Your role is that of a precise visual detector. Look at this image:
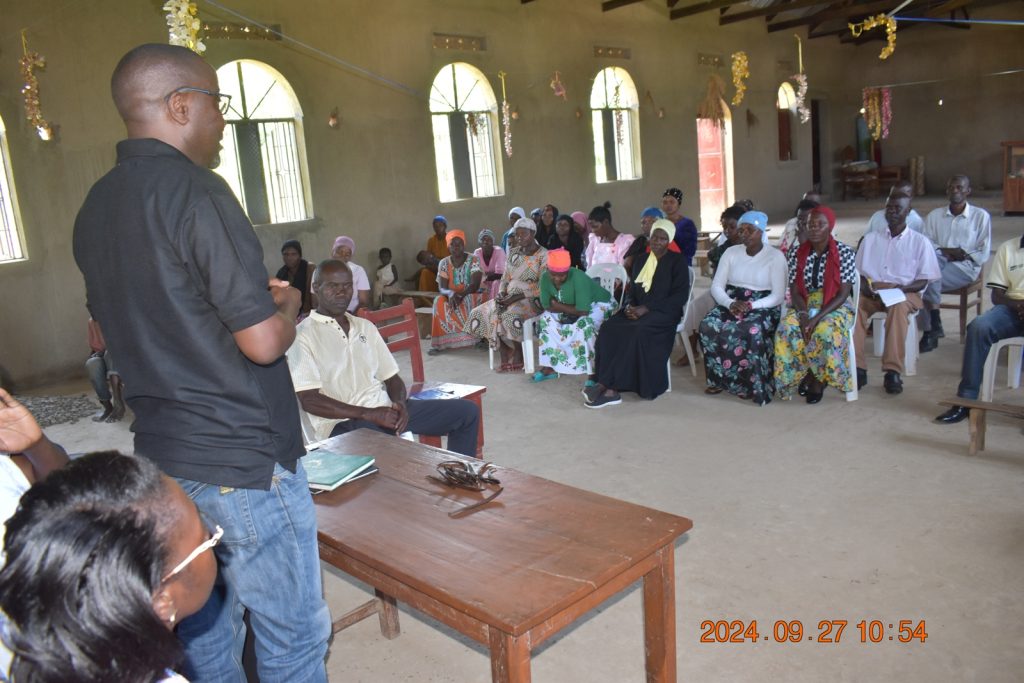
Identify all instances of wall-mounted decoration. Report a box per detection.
[698,74,728,127]
[498,71,512,158]
[862,87,893,140]
[433,33,486,51]
[163,0,205,54]
[550,72,567,100]
[328,107,340,129]
[593,46,631,59]
[790,36,810,124]
[202,21,281,41]
[731,52,749,106]
[19,31,54,141]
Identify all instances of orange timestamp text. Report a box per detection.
[699,619,928,644]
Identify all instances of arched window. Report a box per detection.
[0,114,26,263]
[777,82,797,162]
[590,67,641,183]
[215,60,312,224]
[430,63,503,203]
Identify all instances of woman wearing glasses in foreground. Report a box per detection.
[0,451,220,683]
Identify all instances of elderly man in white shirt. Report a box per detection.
[918,175,992,352]
[854,194,941,394]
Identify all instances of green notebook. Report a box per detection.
[303,450,376,491]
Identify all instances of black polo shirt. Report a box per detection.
[73,138,303,489]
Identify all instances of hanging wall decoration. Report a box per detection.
[19,31,54,141]
[466,112,481,138]
[731,51,749,106]
[498,70,512,158]
[697,74,728,127]
[550,71,567,100]
[849,14,897,60]
[163,0,206,54]
[613,85,624,145]
[791,35,811,124]
[862,87,893,140]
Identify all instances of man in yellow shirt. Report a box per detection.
[935,233,1024,423]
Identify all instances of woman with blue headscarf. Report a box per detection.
[699,211,788,405]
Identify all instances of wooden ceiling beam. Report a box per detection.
[765,0,911,31]
[603,0,645,10]
[719,0,836,26]
[668,0,683,7]
[923,0,973,16]
[671,0,742,20]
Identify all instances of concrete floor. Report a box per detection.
[33,195,1024,682]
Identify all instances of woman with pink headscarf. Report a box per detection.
[331,236,371,312]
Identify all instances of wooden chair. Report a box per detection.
[840,145,879,200]
[939,275,984,341]
[359,298,485,457]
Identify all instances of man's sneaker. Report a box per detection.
[856,368,868,390]
[919,331,938,353]
[584,392,622,409]
[883,371,903,395]
[583,384,603,404]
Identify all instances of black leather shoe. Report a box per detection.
[856,368,868,390]
[798,377,810,396]
[919,332,938,353]
[805,390,824,404]
[883,371,903,394]
[935,405,969,423]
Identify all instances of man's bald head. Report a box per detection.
[111,44,211,124]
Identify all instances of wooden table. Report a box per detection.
[314,430,693,682]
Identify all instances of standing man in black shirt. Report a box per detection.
[73,44,330,682]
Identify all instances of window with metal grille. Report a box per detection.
[430,63,504,203]
[0,115,26,264]
[590,67,641,184]
[215,60,311,225]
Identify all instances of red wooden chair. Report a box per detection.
[358,299,485,457]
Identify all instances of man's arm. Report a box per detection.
[233,280,301,365]
[297,389,399,430]
[991,287,1024,318]
[900,278,930,294]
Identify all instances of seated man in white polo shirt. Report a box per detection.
[935,232,1024,423]
[918,174,992,352]
[286,260,479,455]
[853,194,941,394]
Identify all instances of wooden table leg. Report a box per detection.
[489,627,531,683]
[642,545,677,683]
[968,408,986,456]
[375,589,401,639]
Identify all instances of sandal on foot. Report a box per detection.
[532,371,558,382]
[704,386,724,395]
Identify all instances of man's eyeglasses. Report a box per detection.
[161,521,224,583]
[165,86,232,115]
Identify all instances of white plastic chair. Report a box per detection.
[667,267,698,392]
[522,263,627,375]
[980,336,1024,402]
[868,303,919,376]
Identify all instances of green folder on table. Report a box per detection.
[303,450,376,491]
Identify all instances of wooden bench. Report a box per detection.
[938,398,1024,456]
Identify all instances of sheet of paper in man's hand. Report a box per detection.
[878,288,907,308]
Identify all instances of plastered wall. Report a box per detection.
[0,0,1019,387]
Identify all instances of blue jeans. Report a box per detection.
[957,304,1024,399]
[174,462,331,683]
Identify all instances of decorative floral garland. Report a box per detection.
[466,112,480,138]
[731,51,749,106]
[849,14,897,60]
[862,87,893,140]
[613,84,624,146]
[163,0,206,54]
[19,31,54,141]
[791,73,810,124]
[550,71,567,101]
[498,71,512,158]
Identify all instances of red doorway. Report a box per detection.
[696,105,734,231]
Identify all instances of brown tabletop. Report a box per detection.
[313,430,693,682]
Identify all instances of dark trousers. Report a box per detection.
[957,304,1024,399]
[329,398,480,457]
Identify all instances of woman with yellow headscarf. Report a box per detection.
[429,230,483,353]
[584,219,690,407]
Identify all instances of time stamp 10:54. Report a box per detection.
[700,619,928,644]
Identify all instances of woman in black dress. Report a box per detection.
[584,219,690,407]
[546,214,585,270]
